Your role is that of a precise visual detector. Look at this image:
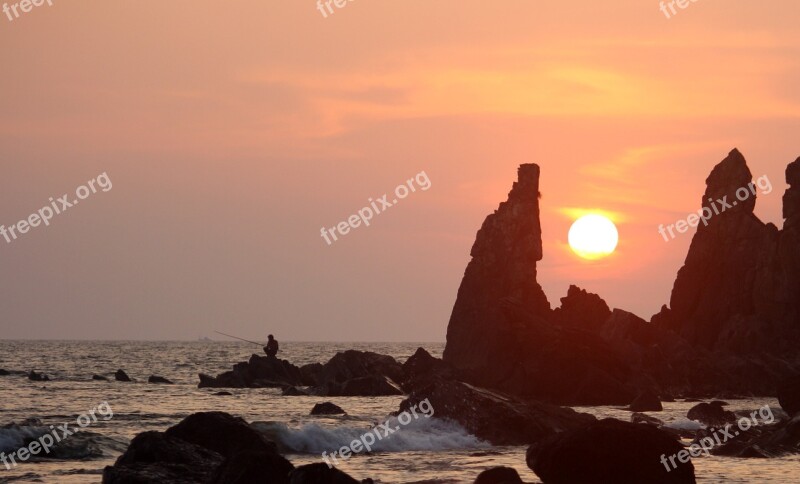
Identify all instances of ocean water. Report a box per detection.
[0,341,798,483]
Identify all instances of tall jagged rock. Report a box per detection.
[659,149,800,357]
[443,164,550,370]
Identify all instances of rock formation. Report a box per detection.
[444,164,550,372]
[443,151,800,403]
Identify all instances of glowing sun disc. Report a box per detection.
[568,214,618,260]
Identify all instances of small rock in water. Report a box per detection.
[631,412,663,427]
[687,402,736,427]
[28,370,50,381]
[628,390,663,412]
[0,369,10,376]
[115,369,132,382]
[213,391,233,396]
[310,402,346,415]
[93,374,109,381]
[148,375,174,384]
[474,466,524,483]
[282,386,308,396]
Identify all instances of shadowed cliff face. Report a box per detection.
[443,164,550,370]
[663,150,800,354]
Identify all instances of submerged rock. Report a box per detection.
[92,374,109,381]
[115,369,132,382]
[28,370,50,381]
[148,375,174,384]
[0,369,9,376]
[310,402,346,415]
[526,418,695,484]
[474,466,524,484]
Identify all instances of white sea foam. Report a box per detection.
[253,415,489,454]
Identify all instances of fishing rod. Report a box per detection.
[214,331,263,347]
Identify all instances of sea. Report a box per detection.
[0,341,798,483]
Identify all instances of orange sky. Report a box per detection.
[1,1,799,340]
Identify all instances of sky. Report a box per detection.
[1,1,799,341]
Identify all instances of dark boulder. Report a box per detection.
[93,374,109,381]
[400,347,455,393]
[0,369,9,376]
[629,390,663,412]
[28,370,50,381]
[213,391,233,396]
[687,402,736,427]
[165,412,278,458]
[103,431,224,484]
[115,369,132,382]
[474,466,524,483]
[310,402,346,415]
[399,378,595,446]
[340,375,403,396]
[282,386,309,396]
[526,418,695,483]
[552,285,611,330]
[198,356,306,389]
[148,375,174,384]
[103,412,294,484]
[315,350,403,386]
[778,375,800,416]
[289,463,366,483]
[211,449,294,484]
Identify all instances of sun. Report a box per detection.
[568,214,619,260]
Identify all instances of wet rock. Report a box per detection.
[282,386,308,396]
[474,466,524,483]
[0,369,9,376]
[115,369,132,382]
[148,375,174,384]
[310,402,346,415]
[198,356,305,389]
[687,402,736,427]
[527,418,695,483]
[104,411,294,484]
[400,347,454,392]
[778,375,800,416]
[28,370,50,381]
[93,374,109,381]
[629,390,663,412]
[631,413,664,427]
[399,378,595,446]
[314,350,403,386]
[288,463,367,483]
[103,431,224,484]
[213,391,233,396]
[714,414,800,458]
